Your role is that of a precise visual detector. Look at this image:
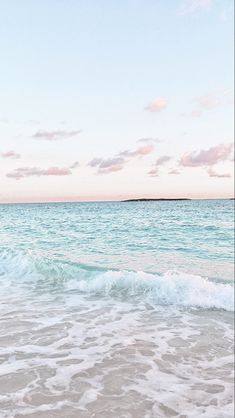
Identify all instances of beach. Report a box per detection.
[0,200,234,418]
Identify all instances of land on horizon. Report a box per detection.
[122,198,191,202]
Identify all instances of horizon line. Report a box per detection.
[0,197,234,205]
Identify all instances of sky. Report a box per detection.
[0,0,234,203]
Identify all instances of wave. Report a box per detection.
[65,270,234,311]
[0,249,234,311]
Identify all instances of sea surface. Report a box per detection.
[0,200,234,418]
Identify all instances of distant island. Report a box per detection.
[122,198,191,202]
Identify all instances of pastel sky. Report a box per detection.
[0,0,234,202]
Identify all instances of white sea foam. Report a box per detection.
[0,288,233,418]
[0,249,234,311]
[66,269,234,311]
[0,250,234,417]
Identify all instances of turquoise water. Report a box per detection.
[0,200,234,305]
[0,200,234,417]
[0,199,234,271]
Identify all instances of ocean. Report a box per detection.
[0,200,234,418]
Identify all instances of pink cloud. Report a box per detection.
[32,130,81,141]
[179,143,233,167]
[190,90,233,118]
[195,94,220,110]
[98,164,123,175]
[88,144,154,175]
[88,157,126,175]
[44,167,71,176]
[7,166,72,180]
[1,150,21,159]
[136,144,155,156]
[98,157,125,174]
[207,167,231,178]
[145,98,167,112]
[119,144,154,158]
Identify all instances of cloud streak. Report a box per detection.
[32,130,81,141]
[179,143,233,167]
[88,157,126,175]
[148,155,171,177]
[88,158,103,167]
[1,150,21,159]
[155,156,171,166]
[169,169,181,175]
[119,144,154,158]
[98,164,124,175]
[7,166,73,180]
[88,144,155,175]
[207,167,231,178]
[148,168,159,177]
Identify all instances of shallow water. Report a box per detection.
[0,200,234,417]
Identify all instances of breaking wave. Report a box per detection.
[0,249,234,311]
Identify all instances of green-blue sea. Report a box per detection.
[0,200,234,418]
